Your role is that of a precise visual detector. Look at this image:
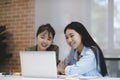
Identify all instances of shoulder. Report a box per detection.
[24,45,37,51]
[83,46,95,56]
[47,44,59,51]
[52,44,59,48]
[50,44,59,49]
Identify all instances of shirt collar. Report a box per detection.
[74,46,86,60]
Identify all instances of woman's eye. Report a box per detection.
[40,36,44,39]
[65,36,68,39]
[70,35,74,38]
[48,38,51,41]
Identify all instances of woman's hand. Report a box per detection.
[57,61,65,75]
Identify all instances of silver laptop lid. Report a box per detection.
[19,51,57,78]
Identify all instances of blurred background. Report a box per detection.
[0,0,120,77]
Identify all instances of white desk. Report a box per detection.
[0,76,120,80]
[0,76,62,80]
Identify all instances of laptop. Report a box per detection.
[19,51,57,78]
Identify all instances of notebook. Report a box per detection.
[19,51,57,78]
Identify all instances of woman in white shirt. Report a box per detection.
[57,21,108,77]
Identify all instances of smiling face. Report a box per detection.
[36,30,53,51]
[65,29,83,50]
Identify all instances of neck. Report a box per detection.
[37,46,45,51]
[76,43,84,55]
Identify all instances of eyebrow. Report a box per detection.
[41,34,52,38]
[40,34,45,37]
[65,33,74,37]
[69,33,74,35]
[67,33,74,36]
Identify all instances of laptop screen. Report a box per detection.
[19,51,57,78]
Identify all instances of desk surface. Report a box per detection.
[0,76,120,80]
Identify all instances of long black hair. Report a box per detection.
[64,21,108,76]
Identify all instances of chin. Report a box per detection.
[71,46,77,49]
[40,48,47,51]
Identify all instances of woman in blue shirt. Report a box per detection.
[57,22,108,77]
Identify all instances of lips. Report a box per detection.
[41,43,48,48]
[69,42,75,47]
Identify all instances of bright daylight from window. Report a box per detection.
[91,0,108,49]
[91,0,120,52]
[114,0,120,49]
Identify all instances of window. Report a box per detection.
[114,0,120,49]
[91,0,108,49]
[91,0,120,55]
[91,0,120,77]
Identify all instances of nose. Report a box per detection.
[67,37,72,42]
[43,39,48,43]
